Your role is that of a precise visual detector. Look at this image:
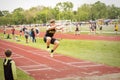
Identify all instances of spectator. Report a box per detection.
[35,27,40,36]
[75,23,80,35]
[11,26,15,39]
[19,26,23,36]
[31,28,36,43]
[3,49,17,80]
[99,25,103,34]
[114,23,118,35]
[24,28,29,43]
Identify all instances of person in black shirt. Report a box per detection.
[3,49,17,80]
[75,23,80,35]
[44,19,62,57]
[31,28,36,43]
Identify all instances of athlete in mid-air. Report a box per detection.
[44,19,63,57]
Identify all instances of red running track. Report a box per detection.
[0,40,120,80]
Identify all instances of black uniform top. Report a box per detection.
[45,28,56,37]
[31,30,35,37]
[3,58,14,80]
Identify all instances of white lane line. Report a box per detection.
[0,46,5,50]
[18,65,53,72]
[30,50,45,52]
[18,67,30,74]
[82,71,100,75]
[68,61,91,64]
[12,56,23,59]
[25,67,52,71]
[19,65,47,68]
[73,64,103,68]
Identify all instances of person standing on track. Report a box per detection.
[11,26,15,40]
[3,26,6,38]
[19,26,23,37]
[114,23,118,35]
[24,28,29,43]
[3,49,17,80]
[75,23,80,35]
[31,28,36,43]
[44,19,63,57]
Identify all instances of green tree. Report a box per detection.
[12,8,26,24]
[77,4,91,21]
[55,1,73,20]
[0,11,4,17]
[2,10,10,16]
[91,1,107,20]
[0,10,14,25]
[107,5,120,19]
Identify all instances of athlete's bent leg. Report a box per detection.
[50,40,59,57]
[52,40,59,52]
[46,37,51,48]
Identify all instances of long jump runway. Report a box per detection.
[0,40,120,80]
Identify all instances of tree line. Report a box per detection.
[0,1,120,25]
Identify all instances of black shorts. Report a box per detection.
[75,29,79,31]
[20,30,22,33]
[4,31,6,34]
[36,30,39,34]
[115,29,118,31]
[44,36,57,44]
[12,32,15,35]
[100,27,102,30]
[94,26,96,29]
[25,35,28,39]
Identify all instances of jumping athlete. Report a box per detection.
[44,19,63,57]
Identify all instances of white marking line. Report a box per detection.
[24,51,63,57]
[68,61,91,64]
[82,71,100,75]
[19,65,47,68]
[12,56,23,59]
[25,67,52,71]
[32,52,48,54]
[18,65,54,72]
[75,64,103,68]
[0,46,5,50]
[31,50,45,52]
[18,67,29,74]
